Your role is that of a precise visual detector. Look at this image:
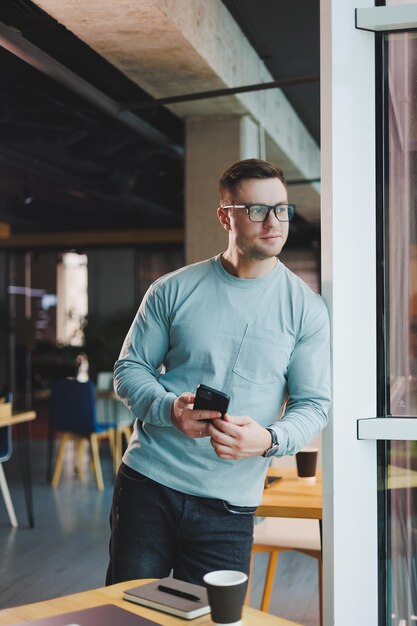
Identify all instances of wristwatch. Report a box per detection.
[261,427,279,457]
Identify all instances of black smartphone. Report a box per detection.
[193,384,230,417]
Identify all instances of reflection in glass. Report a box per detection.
[385,31,417,626]
[387,444,417,625]
[387,32,417,417]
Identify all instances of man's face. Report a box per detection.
[225,177,289,261]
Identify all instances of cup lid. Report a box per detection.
[203,570,248,586]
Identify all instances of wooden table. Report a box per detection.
[386,464,417,490]
[0,411,36,429]
[0,411,36,528]
[0,579,302,626]
[257,467,322,520]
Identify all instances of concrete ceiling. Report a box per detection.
[0,0,320,248]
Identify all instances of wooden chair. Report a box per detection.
[50,379,115,491]
[0,425,18,527]
[246,517,322,624]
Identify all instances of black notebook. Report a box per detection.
[11,604,159,626]
[123,577,210,620]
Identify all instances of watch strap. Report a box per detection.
[262,427,279,457]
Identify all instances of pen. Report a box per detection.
[157,584,200,602]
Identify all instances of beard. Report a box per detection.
[235,234,286,261]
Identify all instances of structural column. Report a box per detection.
[185,115,259,264]
[321,0,377,623]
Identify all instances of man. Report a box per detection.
[106,158,330,586]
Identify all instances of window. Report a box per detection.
[56,253,88,347]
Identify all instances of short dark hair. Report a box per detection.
[219,158,287,204]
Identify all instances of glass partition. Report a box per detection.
[383,29,417,626]
[387,32,417,417]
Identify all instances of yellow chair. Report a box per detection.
[50,379,115,491]
[247,517,322,624]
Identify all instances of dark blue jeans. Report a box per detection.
[105,463,256,586]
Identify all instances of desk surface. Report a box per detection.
[0,411,36,428]
[0,580,302,626]
[257,467,322,520]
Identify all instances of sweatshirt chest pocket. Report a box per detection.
[233,324,294,385]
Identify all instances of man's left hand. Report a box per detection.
[208,414,272,459]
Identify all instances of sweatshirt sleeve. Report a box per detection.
[272,296,331,456]
[113,283,176,427]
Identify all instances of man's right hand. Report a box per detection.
[171,393,222,438]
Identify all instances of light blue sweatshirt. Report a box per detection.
[115,255,330,506]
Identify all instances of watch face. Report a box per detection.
[265,444,280,457]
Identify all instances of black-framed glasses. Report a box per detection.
[221,203,295,223]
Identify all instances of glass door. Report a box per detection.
[354,5,417,624]
[379,27,417,626]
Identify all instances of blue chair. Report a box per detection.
[0,425,18,527]
[50,379,115,490]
